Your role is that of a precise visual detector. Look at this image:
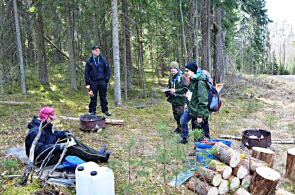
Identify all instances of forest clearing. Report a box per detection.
[1,0,295,194]
[0,71,295,194]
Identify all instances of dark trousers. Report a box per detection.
[172,105,184,128]
[89,80,108,113]
[46,140,103,166]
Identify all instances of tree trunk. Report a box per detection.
[208,159,232,179]
[201,0,211,71]
[213,0,222,85]
[251,147,275,168]
[285,148,295,181]
[122,0,133,90]
[111,0,122,106]
[193,0,199,64]
[195,166,222,187]
[240,157,269,174]
[64,0,77,90]
[33,0,49,85]
[13,0,26,95]
[249,167,280,195]
[212,142,241,168]
[228,175,240,191]
[0,72,4,100]
[232,162,250,179]
[187,178,219,195]
[179,0,187,65]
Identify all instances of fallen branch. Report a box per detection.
[0,101,30,105]
[59,115,124,125]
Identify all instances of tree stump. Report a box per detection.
[187,178,219,195]
[249,167,280,195]
[240,157,268,174]
[195,166,222,186]
[241,175,252,188]
[218,179,229,195]
[208,159,232,179]
[228,175,240,191]
[232,162,250,179]
[285,148,295,181]
[234,188,251,195]
[212,142,241,168]
[252,147,275,168]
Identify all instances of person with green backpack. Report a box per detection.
[180,62,210,144]
[166,61,188,134]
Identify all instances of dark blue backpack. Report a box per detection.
[195,75,222,112]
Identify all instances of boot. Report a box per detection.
[181,137,188,144]
[97,144,107,155]
[98,151,111,163]
[172,127,181,134]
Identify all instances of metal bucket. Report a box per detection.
[242,129,271,148]
[79,115,105,131]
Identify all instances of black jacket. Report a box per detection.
[85,54,111,86]
[25,117,67,161]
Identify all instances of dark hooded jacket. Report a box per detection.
[167,70,188,106]
[84,54,111,86]
[25,117,67,161]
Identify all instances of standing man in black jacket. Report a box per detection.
[85,45,111,116]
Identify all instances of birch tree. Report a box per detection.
[111,0,122,106]
[13,0,26,95]
[179,0,188,65]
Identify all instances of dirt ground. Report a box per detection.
[224,74,295,192]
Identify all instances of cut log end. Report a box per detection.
[212,174,222,187]
[218,180,229,195]
[230,152,241,168]
[223,166,232,179]
[256,166,280,181]
[208,187,219,195]
[234,188,251,195]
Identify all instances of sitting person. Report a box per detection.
[25,107,111,166]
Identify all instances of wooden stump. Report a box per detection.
[234,188,251,195]
[218,179,229,195]
[208,159,232,179]
[232,162,250,179]
[241,175,252,188]
[249,166,281,195]
[187,178,219,195]
[212,142,241,168]
[195,167,222,186]
[252,147,275,168]
[285,148,295,181]
[240,157,269,174]
[228,175,240,191]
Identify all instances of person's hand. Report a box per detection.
[86,85,90,89]
[184,104,188,109]
[197,118,203,123]
[65,132,76,139]
[59,143,66,150]
[170,89,176,95]
[68,137,77,147]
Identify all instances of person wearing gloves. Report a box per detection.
[180,62,210,144]
[25,107,111,166]
[166,61,188,134]
[85,45,111,116]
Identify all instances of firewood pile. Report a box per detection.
[187,142,295,195]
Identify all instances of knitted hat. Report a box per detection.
[39,107,58,122]
[170,61,179,69]
[185,62,198,73]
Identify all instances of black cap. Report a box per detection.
[92,45,101,50]
[185,62,198,73]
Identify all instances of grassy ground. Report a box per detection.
[0,63,295,194]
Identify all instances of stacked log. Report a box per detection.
[240,156,269,174]
[208,160,232,179]
[211,142,241,168]
[195,167,222,187]
[187,178,219,195]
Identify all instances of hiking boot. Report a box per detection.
[97,144,107,155]
[103,111,112,116]
[99,151,111,163]
[203,136,210,141]
[89,112,96,115]
[181,137,188,144]
[172,128,181,134]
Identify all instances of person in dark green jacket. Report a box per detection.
[180,62,210,144]
[167,61,188,134]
